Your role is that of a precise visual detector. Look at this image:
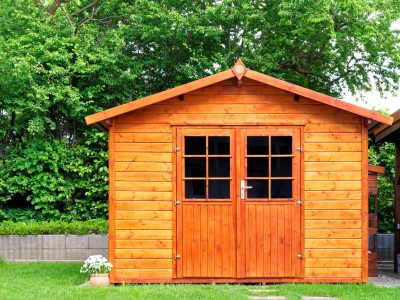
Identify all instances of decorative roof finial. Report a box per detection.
[232,57,247,80]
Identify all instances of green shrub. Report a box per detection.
[0,220,108,235]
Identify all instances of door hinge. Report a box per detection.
[175,200,181,206]
[296,146,302,152]
[297,254,303,259]
[297,200,303,206]
[175,254,181,260]
[174,146,180,152]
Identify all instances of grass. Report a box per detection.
[1,261,400,300]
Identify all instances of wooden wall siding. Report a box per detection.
[111,78,364,282]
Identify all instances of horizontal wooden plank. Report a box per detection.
[115,191,172,201]
[115,240,172,249]
[304,200,361,210]
[304,162,361,172]
[305,239,362,249]
[114,259,173,269]
[115,172,172,182]
[115,249,172,259]
[304,172,361,181]
[115,220,172,230]
[305,229,362,239]
[304,143,361,152]
[304,133,361,143]
[115,152,172,163]
[115,143,172,152]
[115,123,171,133]
[115,201,172,211]
[305,181,362,191]
[115,133,172,143]
[116,230,172,240]
[305,210,361,220]
[305,220,362,229]
[305,249,362,258]
[115,163,172,172]
[304,123,361,133]
[304,152,361,162]
[305,268,361,278]
[305,191,362,200]
[116,268,173,278]
[115,181,172,192]
[115,210,172,220]
[185,85,292,95]
[305,258,362,268]
[116,113,361,125]
[212,77,265,86]
[142,103,341,115]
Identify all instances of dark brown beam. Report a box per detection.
[375,120,400,143]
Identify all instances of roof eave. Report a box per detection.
[85,60,393,126]
[85,69,236,125]
[244,70,393,125]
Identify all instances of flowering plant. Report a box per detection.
[80,255,112,274]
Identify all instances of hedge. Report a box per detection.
[0,220,108,235]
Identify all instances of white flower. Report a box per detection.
[80,255,113,274]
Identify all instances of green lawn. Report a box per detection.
[1,261,400,300]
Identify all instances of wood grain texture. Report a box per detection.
[108,78,366,282]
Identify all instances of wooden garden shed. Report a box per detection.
[85,59,393,283]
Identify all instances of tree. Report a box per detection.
[0,0,399,221]
[369,140,396,232]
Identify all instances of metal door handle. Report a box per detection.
[240,180,253,200]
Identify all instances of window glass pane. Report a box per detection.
[271,158,292,177]
[271,136,292,155]
[209,158,230,177]
[209,136,230,155]
[247,136,269,155]
[209,180,230,199]
[247,158,268,177]
[185,136,206,155]
[271,180,292,198]
[185,180,206,199]
[185,158,206,177]
[247,180,268,199]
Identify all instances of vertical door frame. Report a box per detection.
[173,125,304,279]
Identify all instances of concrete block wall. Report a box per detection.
[0,234,108,262]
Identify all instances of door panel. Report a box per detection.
[176,128,236,278]
[239,128,302,278]
[181,203,235,277]
[244,203,301,277]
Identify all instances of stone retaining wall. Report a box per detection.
[0,234,108,261]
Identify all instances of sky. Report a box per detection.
[339,19,400,115]
[343,88,400,114]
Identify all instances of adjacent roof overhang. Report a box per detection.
[372,109,400,142]
[85,58,393,127]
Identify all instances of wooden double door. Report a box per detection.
[175,127,302,279]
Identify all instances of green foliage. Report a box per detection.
[0,220,107,235]
[369,140,396,233]
[0,0,399,221]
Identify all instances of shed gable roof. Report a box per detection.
[85,59,393,126]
